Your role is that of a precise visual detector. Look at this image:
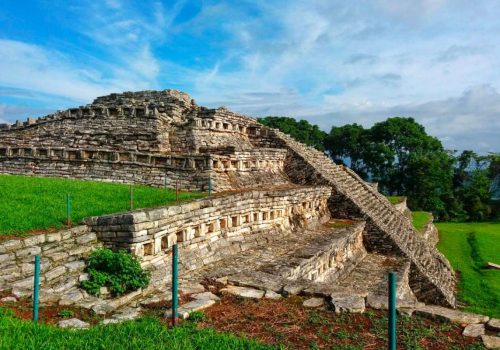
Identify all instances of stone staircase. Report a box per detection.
[267,128,456,307]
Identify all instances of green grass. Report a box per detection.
[386,196,404,205]
[0,310,273,350]
[411,211,432,231]
[436,222,500,318]
[0,175,204,235]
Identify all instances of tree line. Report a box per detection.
[259,116,499,221]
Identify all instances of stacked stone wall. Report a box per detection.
[86,186,331,269]
[0,226,99,301]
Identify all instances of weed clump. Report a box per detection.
[81,248,150,297]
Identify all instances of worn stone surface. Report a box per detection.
[415,305,489,324]
[165,299,216,319]
[59,290,84,306]
[0,296,17,303]
[191,292,220,301]
[264,290,282,300]
[481,335,500,349]
[462,323,485,337]
[303,297,324,308]
[58,318,90,329]
[330,293,365,313]
[221,286,264,299]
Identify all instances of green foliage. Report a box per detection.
[258,116,327,151]
[325,118,497,220]
[57,309,74,318]
[81,248,150,297]
[411,211,432,231]
[188,311,206,323]
[0,175,204,235]
[0,315,272,350]
[437,222,500,318]
[386,196,404,205]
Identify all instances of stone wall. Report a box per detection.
[0,146,289,192]
[0,226,99,302]
[86,186,331,266]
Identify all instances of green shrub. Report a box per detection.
[81,248,150,297]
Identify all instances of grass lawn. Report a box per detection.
[411,211,432,231]
[386,196,404,205]
[0,309,271,350]
[0,175,204,236]
[436,222,500,318]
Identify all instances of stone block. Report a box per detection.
[303,297,324,308]
[462,323,485,337]
[15,246,41,259]
[76,232,97,244]
[58,318,90,329]
[415,305,489,324]
[486,318,500,332]
[1,240,23,252]
[330,293,365,313]
[44,266,67,281]
[481,335,500,349]
[220,285,264,299]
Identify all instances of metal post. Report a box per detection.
[175,180,179,202]
[208,176,212,197]
[33,255,40,322]
[388,271,396,350]
[172,244,178,326]
[129,185,133,210]
[66,193,71,226]
[164,175,167,191]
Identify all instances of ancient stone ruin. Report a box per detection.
[0,89,456,317]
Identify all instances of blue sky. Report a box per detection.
[0,0,499,153]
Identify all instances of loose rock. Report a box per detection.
[462,323,485,337]
[330,293,365,313]
[303,297,324,308]
[481,335,500,349]
[58,318,90,329]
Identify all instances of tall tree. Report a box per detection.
[258,116,327,151]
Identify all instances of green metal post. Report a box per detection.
[172,244,178,326]
[208,176,212,197]
[175,180,179,202]
[388,271,396,350]
[33,255,40,322]
[66,193,71,226]
[129,185,133,210]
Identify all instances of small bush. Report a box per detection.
[81,248,150,297]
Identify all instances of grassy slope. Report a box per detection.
[0,311,272,350]
[411,211,432,231]
[386,196,404,205]
[436,222,500,318]
[0,175,204,235]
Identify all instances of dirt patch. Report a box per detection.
[196,295,485,350]
[0,296,99,325]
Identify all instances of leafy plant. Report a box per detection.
[81,248,150,297]
[57,309,74,318]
